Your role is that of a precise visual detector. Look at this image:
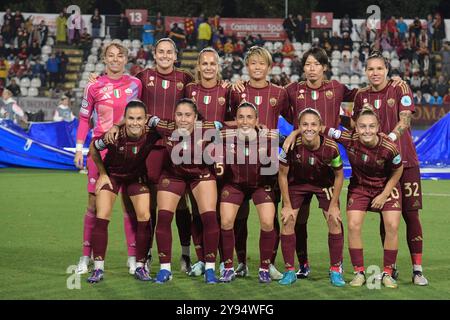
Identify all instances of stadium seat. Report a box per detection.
[423,93,431,103]
[28,87,38,97]
[87,55,98,64]
[290,74,300,82]
[293,42,302,51]
[102,39,112,47]
[41,54,49,63]
[79,80,88,89]
[282,58,292,67]
[391,58,400,69]
[295,50,303,58]
[20,77,31,88]
[90,47,99,55]
[46,37,54,46]
[84,63,95,72]
[274,41,283,51]
[241,74,250,82]
[353,42,360,51]
[331,67,340,76]
[352,50,360,58]
[331,50,341,60]
[360,75,368,85]
[340,74,350,85]
[122,39,132,48]
[42,45,52,55]
[390,51,398,60]
[241,67,248,75]
[145,62,154,69]
[282,66,292,75]
[81,71,90,80]
[231,74,240,83]
[20,87,28,96]
[350,84,360,90]
[382,51,391,59]
[341,50,351,59]
[331,59,340,68]
[302,43,311,51]
[92,39,102,49]
[330,75,340,81]
[30,78,41,88]
[132,39,141,49]
[264,42,274,52]
[95,63,105,73]
[271,66,282,75]
[350,75,360,85]
[112,39,122,44]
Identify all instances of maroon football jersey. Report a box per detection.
[229,82,291,129]
[219,129,279,188]
[94,126,160,181]
[184,82,230,122]
[155,119,218,178]
[136,68,193,120]
[285,79,356,128]
[331,130,403,193]
[352,81,418,168]
[279,135,343,188]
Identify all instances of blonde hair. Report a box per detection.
[195,47,222,83]
[244,46,273,68]
[101,43,129,61]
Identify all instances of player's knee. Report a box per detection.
[347,220,362,234]
[260,220,273,232]
[221,216,234,230]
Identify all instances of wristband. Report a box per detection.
[388,132,397,141]
[76,143,83,152]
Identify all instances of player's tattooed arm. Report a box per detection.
[391,110,412,140]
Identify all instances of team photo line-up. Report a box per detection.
[73,37,428,288]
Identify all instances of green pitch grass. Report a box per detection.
[0,168,449,300]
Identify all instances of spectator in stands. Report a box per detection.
[221,64,234,80]
[67,10,81,45]
[416,41,430,73]
[414,90,427,104]
[80,28,92,61]
[197,18,212,50]
[254,34,265,47]
[224,38,234,55]
[0,89,25,124]
[13,11,25,37]
[212,14,221,32]
[169,23,186,50]
[397,17,408,41]
[0,56,9,84]
[283,14,297,42]
[429,90,443,105]
[340,14,353,35]
[339,55,351,75]
[31,58,46,86]
[29,41,41,61]
[341,32,353,51]
[6,79,20,97]
[432,13,446,51]
[442,42,450,77]
[420,76,432,94]
[195,13,205,35]
[282,39,295,57]
[3,9,13,29]
[1,21,13,45]
[426,14,434,50]
[142,21,155,47]
[57,51,69,83]
[291,54,302,76]
[380,32,393,52]
[90,8,102,39]
[295,14,308,43]
[436,75,448,98]
[117,13,130,40]
[330,31,342,51]
[56,11,67,44]
[350,55,363,76]
[319,31,332,55]
[36,20,48,47]
[53,95,75,122]
[233,40,245,56]
[231,53,244,75]
[443,88,450,104]
[46,53,59,89]
[409,17,422,39]
[154,18,164,42]
[184,15,195,49]
[386,16,397,39]
[410,72,422,91]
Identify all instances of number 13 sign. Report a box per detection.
[311,12,333,29]
[126,9,148,26]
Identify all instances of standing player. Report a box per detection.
[184,47,233,276]
[74,43,142,275]
[278,109,345,286]
[352,51,428,285]
[325,108,404,288]
[229,46,290,280]
[151,98,221,284]
[219,102,279,283]
[87,101,160,283]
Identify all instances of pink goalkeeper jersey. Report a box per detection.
[76,74,142,141]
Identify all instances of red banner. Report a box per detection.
[165,16,287,40]
[311,12,333,29]
[125,9,148,26]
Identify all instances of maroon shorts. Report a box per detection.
[157,173,216,197]
[220,184,275,206]
[288,184,333,211]
[86,149,107,194]
[101,175,150,196]
[145,147,168,185]
[400,166,423,211]
[347,187,402,213]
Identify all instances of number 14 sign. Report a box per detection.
[311,12,333,29]
[126,9,148,25]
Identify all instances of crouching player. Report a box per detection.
[326,108,404,288]
[218,102,279,284]
[87,101,160,283]
[278,108,345,286]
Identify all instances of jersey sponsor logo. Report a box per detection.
[177,82,184,90]
[298,93,305,99]
[150,76,155,81]
[81,99,88,108]
[125,88,133,95]
[101,93,111,100]
[325,90,334,99]
[192,91,197,96]
[162,80,170,89]
[374,99,381,109]
[255,96,262,105]
[311,90,318,100]
[147,81,155,87]
[218,96,226,106]
[401,95,412,107]
[113,89,121,98]
[299,89,305,93]
[387,98,396,107]
[203,95,211,105]
[119,146,125,152]
[392,154,402,165]
[270,97,277,106]
[80,108,89,116]
[361,154,369,162]
[241,93,246,99]
[89,178,96,185]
